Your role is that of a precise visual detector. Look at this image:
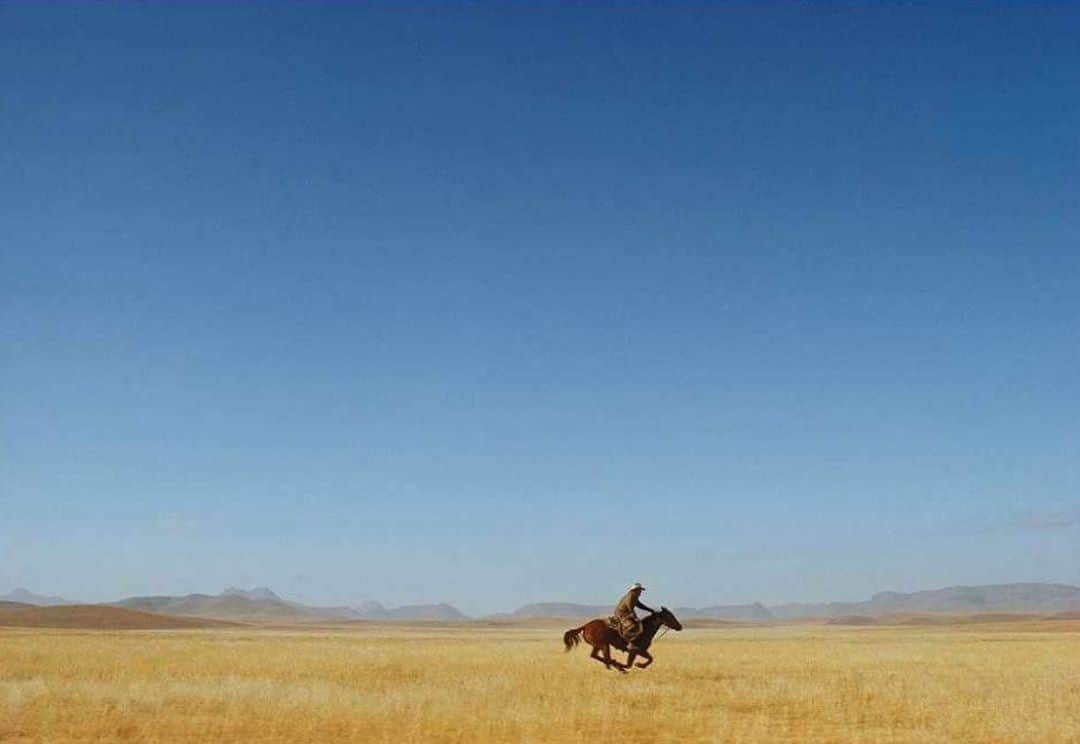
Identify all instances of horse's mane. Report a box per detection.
[642,609,666,633]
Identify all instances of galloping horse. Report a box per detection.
[563,607,683,671]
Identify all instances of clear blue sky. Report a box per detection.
[2,2,1078,615]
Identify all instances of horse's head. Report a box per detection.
[658,606,683,631]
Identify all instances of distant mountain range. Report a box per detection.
[347,600,468,621]
[494,584,1080,620]
[770,583,1080,619]
[509,602,772,620]
[0,588,74,606]
[682,603,774,620]
[5,583,1080,622]
[0,602,236,630]
[110,589,467,622]
[508,603,610,619]
[222,586,282,602]
[111,591,329,621]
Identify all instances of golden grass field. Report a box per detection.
[2,622,1079,743]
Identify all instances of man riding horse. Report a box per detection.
[613,582,655,650]
[563,582,683,671]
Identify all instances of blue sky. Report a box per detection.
[2,2,1078,615]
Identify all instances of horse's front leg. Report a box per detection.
[634,650,654,668]
[624,650,638,669]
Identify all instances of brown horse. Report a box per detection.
[563,607,683,671]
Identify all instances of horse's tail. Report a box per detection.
[563,625,584,652]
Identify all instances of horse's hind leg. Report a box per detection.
[589,645,607,666]
[603,643,626,672]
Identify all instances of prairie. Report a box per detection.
[1,622,1078,742]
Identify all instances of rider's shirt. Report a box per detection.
[614,590,645,620]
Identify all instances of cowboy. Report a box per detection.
[613,582,655,650]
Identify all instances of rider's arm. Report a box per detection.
[636,600,656,613]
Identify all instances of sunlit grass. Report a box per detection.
[1,623,1078,742]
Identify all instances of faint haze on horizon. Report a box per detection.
[2,2,1078,616]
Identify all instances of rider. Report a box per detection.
[614,582,655,650]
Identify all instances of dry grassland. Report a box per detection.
[1,623,1078,743]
